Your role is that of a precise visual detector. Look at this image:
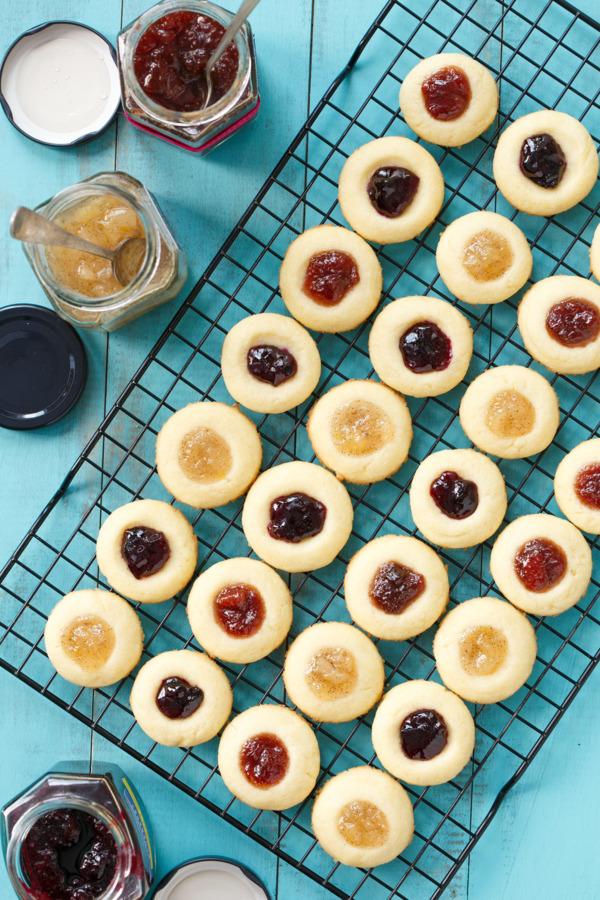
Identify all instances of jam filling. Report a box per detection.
[133,11,239,112]
[367,166,420,218]
[121,525,170,579]
[459,625,507,675]
[400,708,448,760]
[369,561,426,615]
[268,492,326,543]
[400,320,452,373]
[462,230,514,282]
[60,616,115,673]
[303,250,360,306]
[514,538,567,593]
[247,345,298,386]
[155,676,204,719]
[486,390,535,439]
[305,647,358,700]
[240,732,289,787]
[545,299,600,347]
[338,801,389,849]
[214,583,265,637]
[574,463,600,509]
[179,427,232,483]
[330,400,392,457]
[421,66,472,121]
[21,808,117,900]
[520,133,566,189]
[430,471,478,519]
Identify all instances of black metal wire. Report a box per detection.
[2,0,600,896]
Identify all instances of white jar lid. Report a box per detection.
[153,857,271,900]
[0,20,120,146]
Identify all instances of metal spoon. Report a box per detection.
[202,0,263,109]
[10,206,147,287]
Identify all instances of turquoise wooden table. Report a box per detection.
[2,1,600,897]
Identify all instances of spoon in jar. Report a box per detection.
[202,0,263,109]
[10,206,147,287]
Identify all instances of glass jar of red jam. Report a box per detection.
[1,761,154,900]
[117,0,260,154]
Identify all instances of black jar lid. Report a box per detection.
[0,304,87,430]
[153,856,271,900]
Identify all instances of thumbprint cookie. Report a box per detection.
[399,53,499,147]
[45,589,143,688]
[369,296,473,397]
[221,313,321,413]
[130,649,232,747]
[96,499,197,604]
[218,704,320,810]
[493,110,598,216]
[344,534,449,641]
[490,513,592,616]
[554,438,600,534]
[307,379,412,484]
[311,766,414,868]
[372,679,475,786]
[241,461,354,572]
[459,365,560,459]
[410,448,507,549]
[433,596,537,704]
[156,401,262,508]
[279,225,383,333]
[436,211,532,305]
[282,621,384,723]
[338,136,444,244]
[187,557,293,664]
[518,275,600,375]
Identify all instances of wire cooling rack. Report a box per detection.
[3,0,600,896]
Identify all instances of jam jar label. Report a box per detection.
[120,777,154,881]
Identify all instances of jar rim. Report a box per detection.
[120,0,252,128]
[27,180,158,309]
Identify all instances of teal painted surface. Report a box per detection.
[0,1,599,898]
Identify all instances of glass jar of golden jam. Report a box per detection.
[21,172,187,331]
[117,0,260,154]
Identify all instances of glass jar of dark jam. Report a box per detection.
[1,762,154,900]
[117,0,260,154]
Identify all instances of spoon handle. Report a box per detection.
[205,0,263,81]
[10,207,116,261]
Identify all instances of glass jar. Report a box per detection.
[1,761,154,900]
[22,172,187,331]
[117,0,260,154]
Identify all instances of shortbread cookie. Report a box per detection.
[241,461,354,572]
[156,402,262,508]
[96,499,197,604]
[344,534,449,641]
[282,621,384,723]
[45,589,143,688]
[369,296,473,397]
[554,438,600,533]
[433,596,537,704]
[279,225,383,333]
[518,276,600,375]
[410,448,507,549]
[311,766,414,868]
[338,136,445,244]
[307,379,412,484]
[590,221,600,283]
[187,557,293,664]
[399,53,499,147]
[221,313,321,413]
[130,649,232,747]
[372,680,475,786]
[490,514,592,616]
[493,110,598,216]
[436,211,532,305]
[218,704,320,810]
[459,365,559,459]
